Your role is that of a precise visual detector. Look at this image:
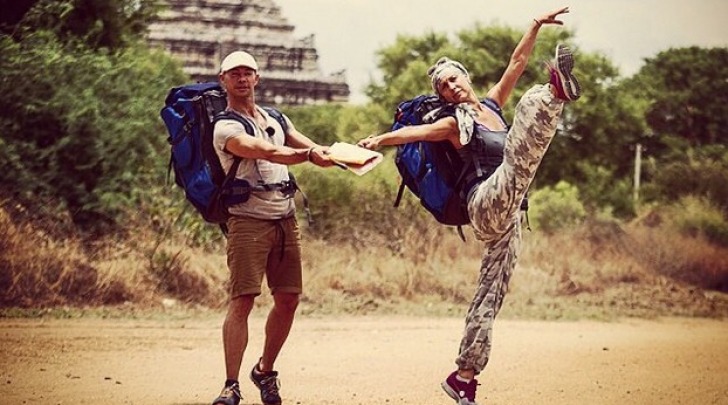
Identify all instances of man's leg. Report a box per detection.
[259,292,300,372]
[250,292,299,405]
[213,294,255,405]
[223,295,256,380]
[250,217,303,405]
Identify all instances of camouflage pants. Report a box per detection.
[456,84,564,373]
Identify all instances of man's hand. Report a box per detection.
[308,146,336,167]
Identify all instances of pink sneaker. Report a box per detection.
[548,44,581,101]
[442,370,479,405]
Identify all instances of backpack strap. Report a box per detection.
[455,98,510,196]
[212,110,250,182]
[215,108,289,140]
[259,107,313,223]
[456,225,466,242]
[213,110,255,135]
[214,109,312,225]
[261,106,289,135]
[481,98,509,129]
[394,181,406,208]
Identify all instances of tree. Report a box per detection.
[617,47,728,212]
[366,31,451,110]
[5,0,161,50]
[627,47,728,149]
[0,30,187,233]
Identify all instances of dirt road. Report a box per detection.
[1,315,727,405]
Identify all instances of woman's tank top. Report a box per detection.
[456,100,509,199]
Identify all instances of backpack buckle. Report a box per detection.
[279,179,298,198]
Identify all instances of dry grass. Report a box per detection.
[0,207,130,307]
[511,219,728,319]
[627,223,728,291]
[298,239,479,315]
[2,206,727,320]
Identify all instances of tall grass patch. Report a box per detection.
[0,206,131,307]
[630,199,728,292]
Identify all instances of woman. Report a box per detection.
[357,7,581,405]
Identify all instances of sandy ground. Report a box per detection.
[1,315,727,405]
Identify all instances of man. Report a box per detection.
[211,50,334,405]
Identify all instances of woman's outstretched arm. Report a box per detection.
[486,6,570,107]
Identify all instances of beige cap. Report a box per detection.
[220,51,258,73]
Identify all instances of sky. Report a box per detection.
[274,0,728,104]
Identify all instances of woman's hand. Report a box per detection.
[535,6,569,27]
[357,135,381,150]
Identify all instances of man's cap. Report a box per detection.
[220,51,259,73]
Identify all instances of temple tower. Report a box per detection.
[147,0,350,105]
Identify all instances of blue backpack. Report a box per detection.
[392,95,468,226]
[160,82,293,226]
[392,94,516,228]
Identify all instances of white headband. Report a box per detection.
[427,57,470,95]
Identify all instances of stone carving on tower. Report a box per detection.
[147,0,350,105]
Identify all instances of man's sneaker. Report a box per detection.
[250,362,282,405]
[212,381,241,405]
[548,44,581,102]
[441,370,479,405]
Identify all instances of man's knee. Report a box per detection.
[273,293,299,314]
[228,295,255,320]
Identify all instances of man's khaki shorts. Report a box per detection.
[226,216,302,297]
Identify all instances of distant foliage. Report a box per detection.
[529,181,586,233]
[630,47,728,148]
[4,0,161,49]
[625,47,728,213]
[646,146,728,216]
[282,103,388,146]
[668,196,728,247]
[0,30,187,232]
[575,162,635,218]
[282,104,345,147]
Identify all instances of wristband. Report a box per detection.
[306,147,315,162]
[533,18,543,27]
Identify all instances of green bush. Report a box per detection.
[529,181,587,233]
[0,31,187,232]
[575,162,635,218]
[649,146,728,216]
[669,196,728,247]
[291,154,400,234]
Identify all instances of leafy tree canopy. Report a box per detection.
[1,0,161,50]
[625,47,728,149]
[0,3,186,234]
